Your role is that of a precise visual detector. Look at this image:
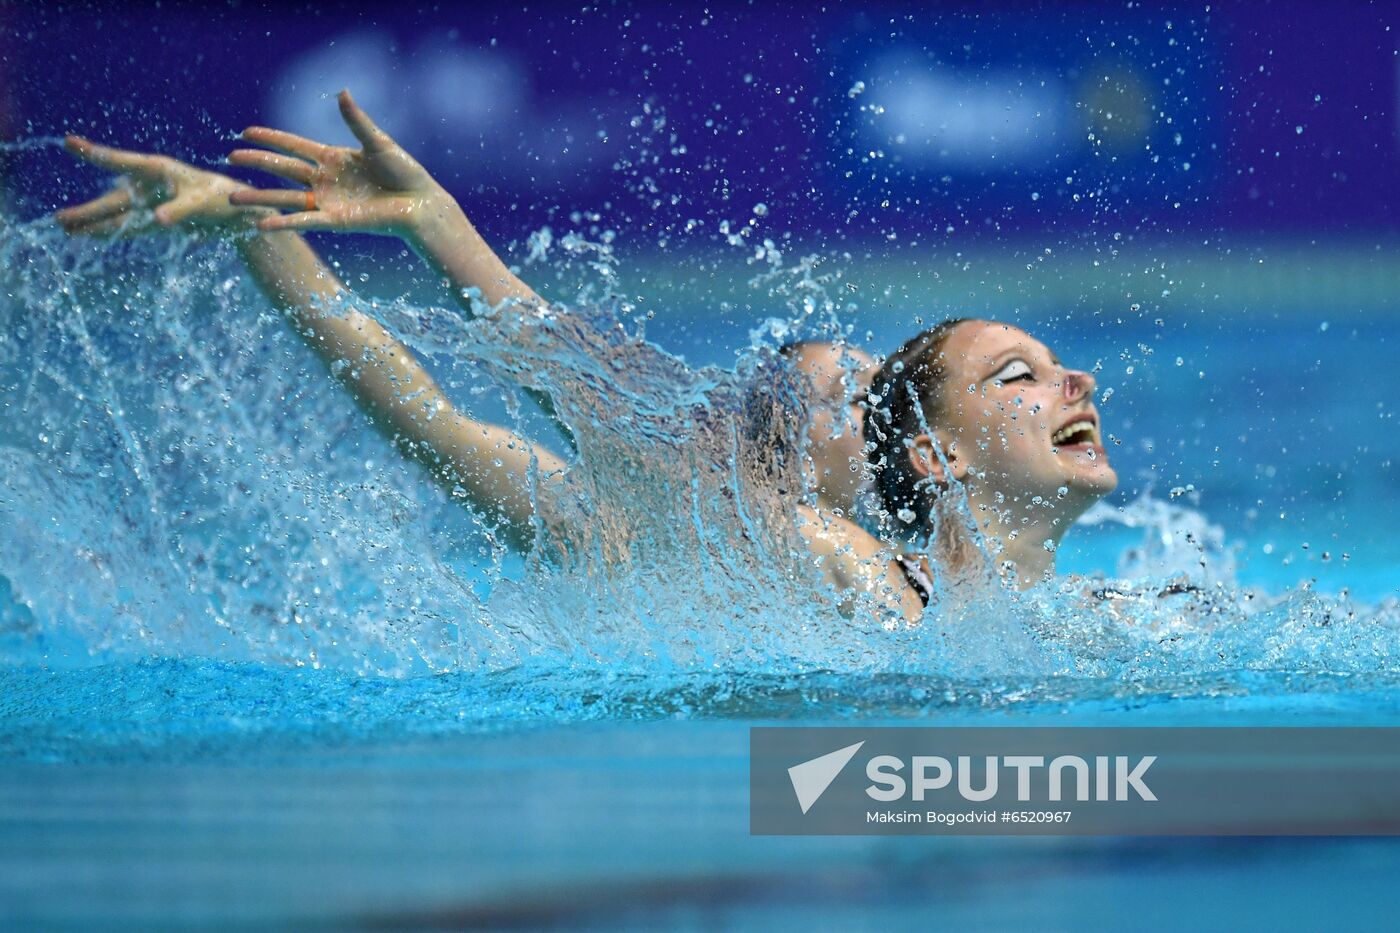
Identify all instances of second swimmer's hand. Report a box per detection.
[228,89,454,237]
[54,137,265,236]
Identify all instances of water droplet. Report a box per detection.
[752,202,768,217]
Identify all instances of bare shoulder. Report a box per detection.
[794,505,878,556]
[793,506,916,619]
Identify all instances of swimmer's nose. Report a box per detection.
[1063,369,1094,402]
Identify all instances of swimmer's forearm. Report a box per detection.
[336,341,560,553]
[236,230,553,550]
[427,417,566,552]
[405,200,547,314]
[234,233,430,472]
[405,203,579,451]
[235,228,346,308]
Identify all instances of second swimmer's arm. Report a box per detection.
[54,135,562,551]
[402,193,546,314]
[229,91,570,435]
[237,230,564,551]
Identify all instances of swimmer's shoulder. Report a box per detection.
[794,504,875,550]
[794,505,923,619]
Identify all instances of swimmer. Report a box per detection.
[57,94,1114,622]
[808,319,1117,619]
[220,95,1116,616]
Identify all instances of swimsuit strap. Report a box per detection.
[896,555,933,608]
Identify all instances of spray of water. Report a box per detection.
[2,164,1398,713]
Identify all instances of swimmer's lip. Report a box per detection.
[1052,410,1098,436]
[1050,410,1108,456]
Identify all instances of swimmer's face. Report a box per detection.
[924,321,1116,508]
[790,343,876,514]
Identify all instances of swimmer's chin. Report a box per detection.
[1058,456,1118,498]
[1071,466,1118,497]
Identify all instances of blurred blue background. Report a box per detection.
[5,1,1398,239]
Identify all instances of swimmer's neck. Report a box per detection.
[965,487,1081,590]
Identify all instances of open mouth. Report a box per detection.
[1051,418,1099,449]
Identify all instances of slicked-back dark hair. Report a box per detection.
[739,337,864,498]
[862,319,970,531]
[736,344,811,496]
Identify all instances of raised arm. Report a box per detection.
[228,90,546,315]
[54,137,565,551]
[234,229,566,552]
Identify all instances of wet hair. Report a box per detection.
[863,318,970,531]
[737,337,860,497]
[736,344,812,496]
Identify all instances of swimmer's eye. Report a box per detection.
[990,360,1034,386]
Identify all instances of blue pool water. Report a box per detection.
[5,672,1400,928]
[2,203,1400,927]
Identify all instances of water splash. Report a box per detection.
[1,203,1398,706]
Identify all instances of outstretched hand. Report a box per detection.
[55,137,262,236]
[229,90,452,236]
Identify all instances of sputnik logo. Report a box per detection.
[788,741,865,814]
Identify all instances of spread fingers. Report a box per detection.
[238,126,331,163]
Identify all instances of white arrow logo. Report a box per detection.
[788,741,865,814]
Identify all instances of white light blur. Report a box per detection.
[863,54,1071,168]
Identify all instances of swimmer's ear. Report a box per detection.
[907,431,965,486]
